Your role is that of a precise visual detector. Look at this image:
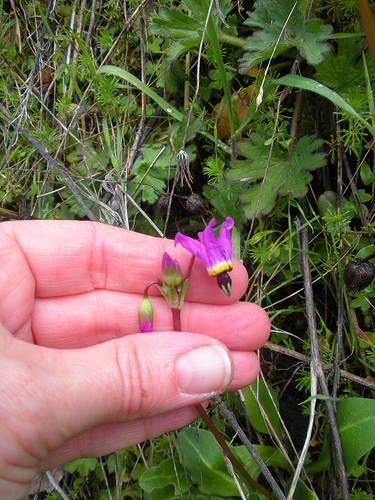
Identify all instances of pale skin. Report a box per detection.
[0,221,271,500]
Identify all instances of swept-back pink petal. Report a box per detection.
[216,217,234,264]
[174,218,234,277]
[174,233,208,263]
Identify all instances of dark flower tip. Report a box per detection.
[216,271,232,297]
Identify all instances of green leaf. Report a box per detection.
[150,7,202,60]
[65,457,98,476]
[131,148,171,203]
[97,65,227,151]
[242,378,282,440]
[304,440,329,474]
[139,458,188,496]
[151,0,235,137]
[243,0,271,29]
[178,427,240,496]
[301,19,332,65]
[65,141,108,175]
[301,394,340,403]
[239,0,331,72]
[131,118,198,203]
[271,74,375,135]
[361,161,373,186]
[285,478,319,499]
[315,37,375,96]
[337,397,375,475]
[228,134,325,218]
[70,31,102,99]
[202,179,247,227]
[97,65,183,122]
[150,0,233,60]
[234,444,291,478]
[151,5,202,38]
[201,0,235,138]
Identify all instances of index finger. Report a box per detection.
[0,220,248,304]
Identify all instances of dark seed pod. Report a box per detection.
[343,258,375,293]
[185,194,207,214]
[158,194,170,217]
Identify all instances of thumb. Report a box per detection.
[56,332,234,427]
[1,331,233,465]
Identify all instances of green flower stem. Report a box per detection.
[144,280,161,297]
[217,30,245,48]
[172,308,181,331]
[184,51,190,112]
[185,255,196,280]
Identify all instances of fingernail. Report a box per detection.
[177,345,233,395]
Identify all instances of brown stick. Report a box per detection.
[262,341,375,391]
[299,220,350,500]
[357,0,375,76]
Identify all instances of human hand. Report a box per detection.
[0,221,270,499]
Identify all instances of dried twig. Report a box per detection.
[46,470,69,500]
[287,217,319,499]
[262,341,375,391]
[297,218,350,500]
[248,382,295,472]
[118,16,147,229]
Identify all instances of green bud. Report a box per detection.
[162,252,181,286]
[157,278,189,310]
[139,296,153,332]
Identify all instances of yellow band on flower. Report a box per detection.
[207,260,233,277]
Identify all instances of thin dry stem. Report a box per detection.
[263,341,375,391]
[297,218,350,500]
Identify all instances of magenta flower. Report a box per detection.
[174,217,234,296]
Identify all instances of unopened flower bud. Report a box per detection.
[162,252,181,286]
[139,296,153,332]
[216,271,232,297]
[343,258,375,293]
